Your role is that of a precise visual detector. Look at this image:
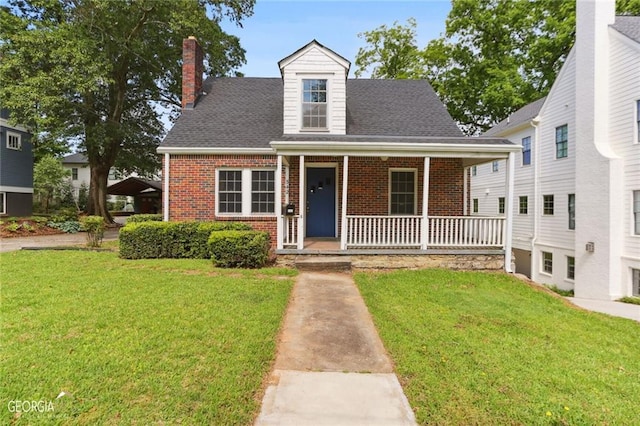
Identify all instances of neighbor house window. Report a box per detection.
[0,192,5,215]
[218,170,243,214]
[568,194,575,230]
[302,79,327,129]
[633,268,640,296]
[634,190,640,235]
[72,168,78,180]
[6,132,21,150]
[522,136,531,165]
[471,165,477,176]
[492,160,499,172]
[498,197,505,214]
[543,195,554,215]
[519,196,528,214]
[542,251,553,274]
[251,170,275,213]
[390,170,416,214]
[473,198,478,213]
[556,124,568,158]
[567,256,575,280]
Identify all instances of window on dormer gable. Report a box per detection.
[302,79,327,129]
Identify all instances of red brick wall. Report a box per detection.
[164,154,464,243]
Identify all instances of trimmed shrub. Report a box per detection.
[81,215,105,247]
[119,221,253,259]
[127,214,163,223]
[208,230,270,268]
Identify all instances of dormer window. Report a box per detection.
[302,79,327,129]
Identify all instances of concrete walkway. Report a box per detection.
[566,297,640,322]
[0,229,119,252]
[255,272,416,425]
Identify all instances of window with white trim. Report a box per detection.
[389,169,416,215]
[556,124,568,158]
[72,168,79,180]
[543,194,554,215]
[568,194,575,230]
[522,136,531,165]
[498,197,505,214]
[519,196,528,214]
[633,268,640,296]
[567,256,575,280]
[0,192,5,215]
[7,132,21,150]
[542,251,553,274]
[471,165,477,176]
[473,198,478,213]
[634,190,640,235]
[492,160,499,172]
[217,169,276,216]
[302,79,327,129]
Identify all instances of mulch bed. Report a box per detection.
[0,219,65,238]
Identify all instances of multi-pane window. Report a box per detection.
[302,79,327,129]
[633,268,640,296]
[471,166,477,176]
[543,195,554,215]
[567,256,575,280]
[218,170,243,214]
[522,136,531,165]
[498,197,505,214]
[72,168,78,180]
[492,160,499,172]
[556,124,568,158]
[634,190,640,235]
[390,170,415,214]
[568,194,575,230]
[636,100,640,143]
[251,170,275,213]
[542,252,553,274]
[0,192,5,215]
[519,196,528,214]
[473,198,478,213]
[6,132,21,150]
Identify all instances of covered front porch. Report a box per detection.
[270,137,520,271]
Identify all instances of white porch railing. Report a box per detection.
[282,215,301,247]
[281,215,505,249]
[346,215,422,247]
[428,216,505,247]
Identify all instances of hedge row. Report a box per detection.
[127,214,163,223]
[208,230,271,268]
[119,221,252,260]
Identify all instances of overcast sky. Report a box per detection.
[221,0,452,77]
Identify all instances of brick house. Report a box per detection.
[159,39,521,270]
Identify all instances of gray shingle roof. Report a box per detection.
[62,153,88,163]
[612,15,640,44]
[160,77,464,149]
[483,97,546,137]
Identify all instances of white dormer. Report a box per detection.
[278,40,351,135]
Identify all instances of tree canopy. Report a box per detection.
[356,0,640,135]
[0,0,254,220]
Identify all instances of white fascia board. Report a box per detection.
[0,119,29,133]
[278,43,350,71]
[610,26,640,52]
[0,186,34,193]
[156,147,274,155]
[270,141,522,158]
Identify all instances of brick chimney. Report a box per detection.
[182,36,203,109]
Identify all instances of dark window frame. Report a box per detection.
[555,124,568,159]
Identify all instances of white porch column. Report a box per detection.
[297,155,305,250]
[163,153,170,222]
[421,157,430,250]
[275,155,283,250]
[340,155,349,250]
[504,152,516,272]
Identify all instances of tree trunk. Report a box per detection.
[88,166,114,223]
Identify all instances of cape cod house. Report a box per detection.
[470,0,640,299]
[158,38,521,269]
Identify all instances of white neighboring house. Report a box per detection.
[61,153,125,203]
[470,0,640,300]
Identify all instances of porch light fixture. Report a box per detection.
[318,181,323,190]
[310,185,315,193]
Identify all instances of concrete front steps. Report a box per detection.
[294,256,352,272]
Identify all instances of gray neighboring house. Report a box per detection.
[0,108,33,217]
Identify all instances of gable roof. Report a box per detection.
[62,153,88,164]
[277,39,351,73]
[483,97,546,137]
[107,177,161,196]
[612,15,640,43]
[160,77,464,150]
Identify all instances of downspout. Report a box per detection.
[163,153,170,221]
[530,117,541,272]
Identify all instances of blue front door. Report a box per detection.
[306,167,336,237]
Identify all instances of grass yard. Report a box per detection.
[1,251,295,425]
[356,269,640,425]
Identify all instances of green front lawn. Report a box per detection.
[356,270,640,425]
[1,251,295,425]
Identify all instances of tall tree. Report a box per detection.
[0,0,254,221]
[355,0,639,135]
[33,155,71,213]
